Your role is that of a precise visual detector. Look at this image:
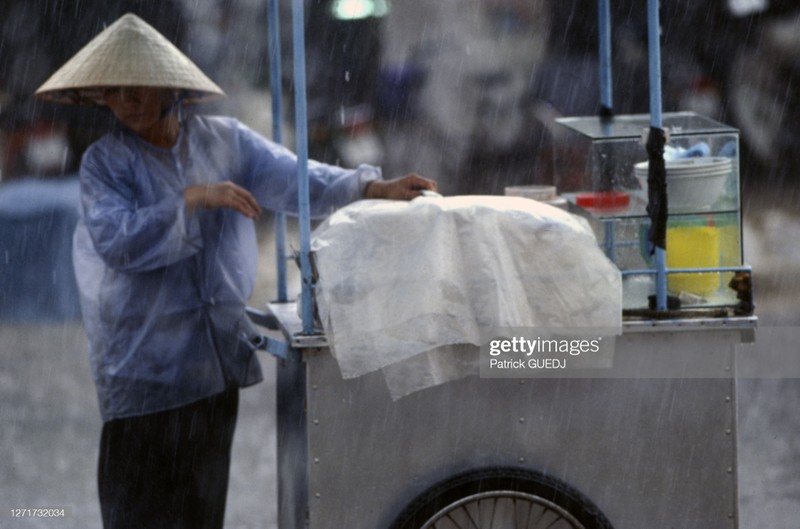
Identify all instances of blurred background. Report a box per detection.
[1,0,799,527]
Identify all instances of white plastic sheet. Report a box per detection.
[311,195,622,397]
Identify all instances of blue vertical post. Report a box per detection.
[597,0,614,192]
[598,0,613,115]
[268,0,288,303]
[647,0,663,129]
[647,0,668,311]
[292,0,315,333]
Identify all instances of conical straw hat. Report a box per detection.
[35,13,224,105]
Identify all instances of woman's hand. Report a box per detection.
[365,173,438,200]
[185,182,263,219]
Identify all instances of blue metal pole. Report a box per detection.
[647,0,668,311]
[597,0,614,190]
[268,0,289,303]
[291,0,315,333]
[598,0,613,114]
[603,220,616,263]
[647,0,663,128]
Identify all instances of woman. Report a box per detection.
[35,13,435,529]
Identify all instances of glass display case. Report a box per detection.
[553,112,747,313]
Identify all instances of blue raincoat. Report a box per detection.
[74,115,380,420]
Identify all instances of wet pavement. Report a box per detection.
[0,323,278,529]
[733,189,800,529]
[1,197,799,528]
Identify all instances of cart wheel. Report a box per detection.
[390,467,614,529]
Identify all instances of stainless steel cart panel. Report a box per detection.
[271,302,751,529]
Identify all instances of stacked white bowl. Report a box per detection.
[634,157,732,211]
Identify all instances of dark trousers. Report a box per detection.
[98,387,239,529]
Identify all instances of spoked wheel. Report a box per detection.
[390,468,614,529]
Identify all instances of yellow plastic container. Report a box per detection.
[666,220,721,296]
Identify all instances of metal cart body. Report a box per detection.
[270,302,754,529]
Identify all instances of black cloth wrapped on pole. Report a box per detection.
[646,126,668,251]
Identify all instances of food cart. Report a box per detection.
[250,1,757,527]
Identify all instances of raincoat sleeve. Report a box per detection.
[235,121,381,217]
[79,145,202,273]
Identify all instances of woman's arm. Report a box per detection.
[80,155,203,272]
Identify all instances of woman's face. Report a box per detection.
[102,87,177,138]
